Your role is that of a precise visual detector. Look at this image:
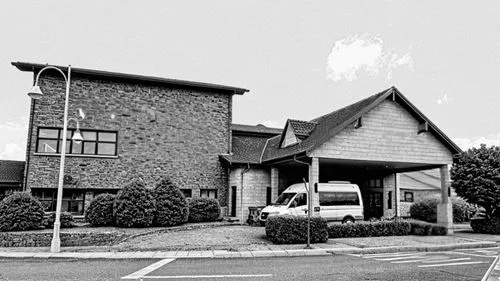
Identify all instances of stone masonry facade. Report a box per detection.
[26,72,233,209]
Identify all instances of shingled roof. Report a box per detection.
[223,86,462,165]
[0,160,25,184]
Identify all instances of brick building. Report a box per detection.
[13,61,247,215]
[12,62,460,231]
[221,87,461,231]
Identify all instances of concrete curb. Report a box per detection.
[0,241,496,260]
[326,241,498,255]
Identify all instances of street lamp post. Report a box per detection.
[28,65,82,253]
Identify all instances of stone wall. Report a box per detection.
[0,231,126,247]
[229,167,270,220]
[26,73,232,207]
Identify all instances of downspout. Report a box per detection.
[240,163,250,225]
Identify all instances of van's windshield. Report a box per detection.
[273,193,296,206]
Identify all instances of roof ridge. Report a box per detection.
[287,119,318,124]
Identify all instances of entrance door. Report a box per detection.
[363,192,383,219]
[231,186,237,217]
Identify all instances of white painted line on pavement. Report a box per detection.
[420,257,470,264]
[362,252,417,258]
[142,274,273,279]
[451,251,497,258]
[418,261,484,268]
[121,258,175,280]
[391,256,453,264]
[376,255,423,261]
[392,259,430,264]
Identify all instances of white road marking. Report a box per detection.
[391,256,449,264]
[141,274,273,279]
[121,259,175,280]
[376,255,424,261]
[451,251,497,258]
[362,252,417,259]
[418,261,484,268]
[420,257,470,264]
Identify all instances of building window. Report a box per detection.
[403,192,414,202]
[32,189,85,215]
[364,179,383,188]
[36,127,117,156]
[181,189,192,198]
[200,189,217,199]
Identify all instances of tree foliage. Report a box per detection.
[451,144,500,218]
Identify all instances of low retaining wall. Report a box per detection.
[0,231,127,247]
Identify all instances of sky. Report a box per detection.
[1,1,499,160]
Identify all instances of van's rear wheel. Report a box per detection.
[342,217,355,224]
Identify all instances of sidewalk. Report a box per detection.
[0,230,497,260]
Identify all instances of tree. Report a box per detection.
[451,144,500,219]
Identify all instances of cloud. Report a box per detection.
[0,119,28,161]
[326,34,415,82]
[261,120,282,129]
[453,133,500,150]
[0,143,25,160]
[437,94,449,105]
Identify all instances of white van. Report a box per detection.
[259,181,364,225]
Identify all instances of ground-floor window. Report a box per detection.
[402,191,414,202]
[200,189,217,199]
[180,189,192,198]
[32,189,85,215]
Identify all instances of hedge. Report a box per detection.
[410,197,478,223]
[114,181,156,227]
[471,217,500,234]
[44,212,76,228]
[153,179,189,227]
[409,220,447,235]
[85,193,116,226]
[188,197,220,223]
[0,192,45,231]
[265,215,328,244]
[328,220,411,238]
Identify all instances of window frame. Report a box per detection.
[32,189,86,215]
[404,191,414,202]
[181,189,192,198]
[35,126,118,157]
[200,189,218,199]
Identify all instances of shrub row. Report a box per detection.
[470,217,500,234]
[86,179,220,228]
[409,197,478,223]
[408,220,447,236]
[265,215,328,244]
[328,220,411,238]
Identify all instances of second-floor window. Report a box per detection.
[36,127,118,156]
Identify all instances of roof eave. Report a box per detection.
[12,61,249,95]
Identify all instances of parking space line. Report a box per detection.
[420,257,470,264]
[121,259,175,280]
[375,255,424,261]
[362,252,417,259]
[142,274,273,279]
[418,261,484,268]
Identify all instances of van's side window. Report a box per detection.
[320,192,360,206]
[292,193,307,207]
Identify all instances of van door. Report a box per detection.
[319,191,336,221]
[288,193,308,217]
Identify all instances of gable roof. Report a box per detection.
[288,119,317,137]
[12,61,249,95]
[260,87,462,163]
[0,160,25,184]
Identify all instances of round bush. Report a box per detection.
[114,181,156,227]
[0,192,44,231]
[188,197,220,223]
[85,193,116,226]
[153,179,189,227]
[44,211,76,228]
[409,198,439,223]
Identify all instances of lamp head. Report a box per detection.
[72,130,84,144]
[28,85,44,100]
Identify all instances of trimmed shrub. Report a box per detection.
[410,197,478,223]
[114,181,156,227]
[409,220,447,236]
[0,192,44,231]
[85,193,116,226]
[153,179,189,227]
[266,215,328,244]
[409,198,439,223]
[453,199,478,223]
[188,197,220,223]
[471,217,500,234]
[44,212,76,228]
[328,220,411,238]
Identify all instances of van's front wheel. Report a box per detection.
[342,217,355,224]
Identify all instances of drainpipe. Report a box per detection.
[293,155,312,249]
[240,163,250,225]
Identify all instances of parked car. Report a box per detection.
[259,181,364,225]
